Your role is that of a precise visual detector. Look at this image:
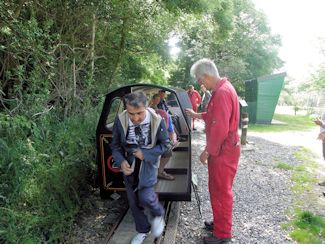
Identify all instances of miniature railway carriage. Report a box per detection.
[96,84,193,201]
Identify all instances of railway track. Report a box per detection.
[103,201,180,244]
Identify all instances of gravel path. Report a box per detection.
[175,121,302,244]
[249,127,324,162]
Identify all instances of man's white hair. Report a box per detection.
[190,58,220,80]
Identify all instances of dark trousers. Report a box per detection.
[123,174,165,233]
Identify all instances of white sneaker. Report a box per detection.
[130,232,148,244]
[151,215,165,237]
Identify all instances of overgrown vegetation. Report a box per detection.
[249,114,315,132]
[0,108,100,242]
[0,0,283,242]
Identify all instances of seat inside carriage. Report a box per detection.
[97,84,192,201]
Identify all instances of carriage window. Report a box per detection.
[167,93,180,107]
[106,98,123,125]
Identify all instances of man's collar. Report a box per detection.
[213,78,227,92]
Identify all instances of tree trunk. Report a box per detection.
[14,0,25,18]
[73,48,76,98]
[90,14,96,79]
[107,16,127,88]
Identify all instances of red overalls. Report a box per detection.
[201,78,240,239]
[188,90,201,129]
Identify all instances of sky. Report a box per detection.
[252,0,325,83]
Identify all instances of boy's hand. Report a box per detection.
[121,160,134,175]
[133,149,144,161]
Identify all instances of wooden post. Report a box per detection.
[241,112,248,145]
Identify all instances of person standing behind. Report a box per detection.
[201,84,212,112]
[187,85,201,130]
[110,92,169,244]
[150,94,176,180]
[157,89,170,113]
[151,94,178,145]
[185,58,240,244]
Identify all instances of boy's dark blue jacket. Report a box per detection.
[111,108,169,188]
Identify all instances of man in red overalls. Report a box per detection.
[187,85,201,130]
[185,58,240,244]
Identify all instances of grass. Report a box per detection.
[275,161,295,170]
[249,114,315,132]
[292,148,319,193]
[280,147,325,243]
[294,148,319,167]
[291,170,316,194]
[290,210,325,243]
[275,150,317,194]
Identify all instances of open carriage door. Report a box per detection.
[96,87,131,198]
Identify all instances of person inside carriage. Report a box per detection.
[150,93,178,180]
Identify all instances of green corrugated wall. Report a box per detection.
[245,79,258,124]
[245,72,286,124]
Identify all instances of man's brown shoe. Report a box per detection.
[203,236,231,244]
[204,220,214,231]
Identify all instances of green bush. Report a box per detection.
[290,210,325,243]
[0,109,98,242]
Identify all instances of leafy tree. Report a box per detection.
[310,65,325,90]
[168,0,283,96]
[301,60,325,92]
[0,0,285,242]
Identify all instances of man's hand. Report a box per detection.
[314,117,324,127]
[199,149,209,164]
[121,160,134,175]
[318,131,325,141]
[185,108,197,118]
[133,149,144,161]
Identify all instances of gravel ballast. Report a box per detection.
[67,121,325,243]
[175,124,299,243]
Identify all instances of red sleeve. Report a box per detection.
[206,91,232,156]
[196,91,201,104]
[201,112,207,122]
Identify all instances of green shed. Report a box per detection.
[245,72,286,124]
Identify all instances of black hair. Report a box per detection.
[123,92,147,108]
